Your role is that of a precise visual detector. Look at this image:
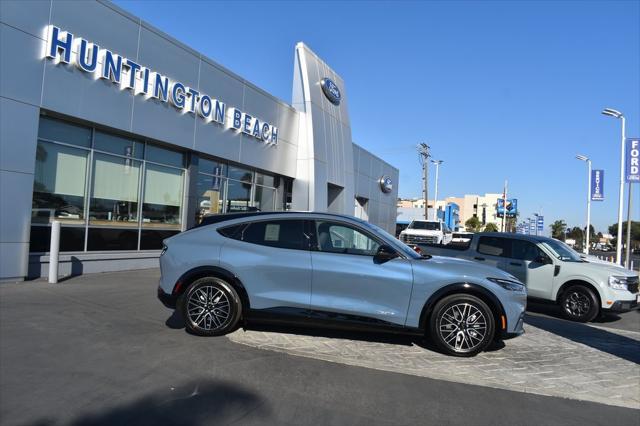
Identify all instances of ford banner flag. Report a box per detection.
[626,138,639,182]
[591,169,604,201]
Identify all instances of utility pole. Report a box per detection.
[418,143,431,220]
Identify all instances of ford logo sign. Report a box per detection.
[320,78,341,106]
[379,176,393,193]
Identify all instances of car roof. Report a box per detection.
[477,232,554,243]
[195,211,362,228]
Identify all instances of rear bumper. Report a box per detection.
[605,299,638,313]
[157,285,178,309]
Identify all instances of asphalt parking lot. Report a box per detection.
[1,269,638,426]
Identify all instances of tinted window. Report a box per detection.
[218,224,245,238]
[409,221,440,230]
[38,117,91,147]
[240,220,306,250]
[315,221,380,256]
[477,236,510,257]
[511,240,541,261]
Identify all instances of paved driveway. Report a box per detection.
[1,269,638,425]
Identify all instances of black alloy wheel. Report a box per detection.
[180,277,242,336]
[430,294,495,357]
[560,285,599,323]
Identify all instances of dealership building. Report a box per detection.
[0,0,399,282]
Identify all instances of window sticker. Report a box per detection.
[264,224,280,241]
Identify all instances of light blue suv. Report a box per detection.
[158,212,526,356]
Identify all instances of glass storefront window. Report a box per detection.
[38,116,91,147]
[32,141,88,224]
[196,174,226,223]
[199,158,227,176]
[89,153,141,226]
[255,173,274,187]
[94,131,144,159]
[226,179,252,212]
[253,185,276,212]
[228,165,253,183]
[146,144,184,168]
[142,163,183,229]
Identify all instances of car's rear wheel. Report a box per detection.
[180,276,241,336]
[559,285,599,322]
[430,294,495,357]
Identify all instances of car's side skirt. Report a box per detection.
[244,307,424,336]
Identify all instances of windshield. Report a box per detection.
[358,220,423,259]
[409,221,440,230]
[540,239,584,262]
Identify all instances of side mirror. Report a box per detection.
[374,244,399,264]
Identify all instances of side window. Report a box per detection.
[315,221,380,256]
[511,240,541,261]
[217,224,245,239]
[477,236,509,257]
[240,220,306,250]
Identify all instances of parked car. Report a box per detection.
[451,231,474,244]
[399,220,453,246]
[419,233,639,322]
[158,212,526,356]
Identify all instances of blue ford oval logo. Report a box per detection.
[320,78,341,106]
[379,176,393,193]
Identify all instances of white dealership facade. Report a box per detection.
[0,0,399,281]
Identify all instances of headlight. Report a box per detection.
[487,277,525,292]
[608,276,628,291]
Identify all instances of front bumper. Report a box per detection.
[501,311,525,340]
[157,285,178,309]
[605,298,638,313]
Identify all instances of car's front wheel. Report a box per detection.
[430,294,495,357]
[559,285,599,322]
[180,276,241,336]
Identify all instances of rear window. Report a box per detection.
[217,224,245,239]
[238,220,307,250]
[477,236,510,257]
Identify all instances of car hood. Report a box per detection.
[412,255,519,282]
[578,259,637,277]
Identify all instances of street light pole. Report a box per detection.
[625,183,633,268]
[602,108,625,264]
[431,159,443,220]
[576,155,591,255]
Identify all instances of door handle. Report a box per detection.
[510,262,522,266]
[474,257,485,261]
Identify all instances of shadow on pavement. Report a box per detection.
[524,314,640,364]
[166,309,506,356]
[526,301,625,324]
[27,380,269,426]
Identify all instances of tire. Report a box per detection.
[429,294,495,357]
[559,285,599,322]
[180,276,242,336]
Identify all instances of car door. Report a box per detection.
[218,218,311,312]
[505,239,555,299]
[309,219,413,327]
[475,236,510,271]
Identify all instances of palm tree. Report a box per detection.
[483,222,499,232]
[550,220,567,240]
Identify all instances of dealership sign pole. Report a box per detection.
[624,138,639,268]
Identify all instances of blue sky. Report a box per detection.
[114,0,639,233]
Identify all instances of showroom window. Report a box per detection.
[30,116,185,252]
[195,160,279,224]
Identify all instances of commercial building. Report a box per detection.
[397,193,508,231]
[0,0,399,281]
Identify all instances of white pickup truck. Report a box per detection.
[399,220,452,246]
[419,232,639,322]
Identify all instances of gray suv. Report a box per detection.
[157,212,526,356]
